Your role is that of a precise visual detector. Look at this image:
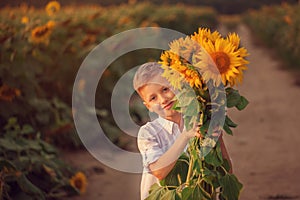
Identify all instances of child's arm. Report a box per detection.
[149,127,200,180]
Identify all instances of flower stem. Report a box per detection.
[185,149,194,186]
[220,165,229,175]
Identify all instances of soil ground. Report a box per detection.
[63,24,300,200]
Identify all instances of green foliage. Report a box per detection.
[219,174,243,200]
[147,81,247,199]
[160,154,189,187]
[0,118,81,199]
[0,3,219,198]
[244,3,300,68]
[147,143,244,200]
[0,2,218,147]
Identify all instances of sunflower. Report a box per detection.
[160,51,184,89]
[168,36,201,64]
[183,66,202,88]
[227,32,240,50]
[29,21,55,45]
[160,50,202,89]
[0,84,21,101]
[191,28,221,46]
[46,20,56,29]
[160,50,180,67]
[69,172,87,194]
[194,36,249,86]
[161,64,184,90]
[21,16,29,24]
[45,1,60,17]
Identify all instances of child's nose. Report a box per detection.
[159,95,169,104]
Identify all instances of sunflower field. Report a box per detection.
[0,1,218,199]
[244,3,300,68]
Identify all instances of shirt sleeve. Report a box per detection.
[137,125,164,172]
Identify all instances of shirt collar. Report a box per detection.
[157,116,176,134]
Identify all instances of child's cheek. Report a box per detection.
[151,104,163,111]
[151,104,165,116]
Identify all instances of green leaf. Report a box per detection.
[223,123,233,135]
[162,154,189,187]
[17,174,45,200]
[20,124,35,135]
[202,168,217,187]
[15,138,41,151]
[235,96,249,111]
[171,100,181,111]
[190,184,205,200]
[4,117,19,132]
[161,189,177,200]
[0,159,17,170]
[198,88,210,101]
[184,115,193,131]
[192,156,202,174]
[219,174,243,200]
[0,138,23,151]
[185,99,199,116]
[146,184,160,200]
[204,148,222,167]
[215,141,223,162]
[201,146,211,159]
[184,115,198,131]
[199,119,210,135]
[176,88,196,107]
[181,186,193,200]
[175,191,181,200]
[28,98,51,112]
[39,140,58,154]
[201,137,216,148]
[202,168,213,177]
[222,159,231,173]
[226,88,241,108]
[225,115,237,128]
[146,184,168,200]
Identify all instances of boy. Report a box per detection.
[133,62,231,200]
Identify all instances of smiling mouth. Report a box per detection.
[163,101,175,110]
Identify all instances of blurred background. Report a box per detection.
[1,0,300,199]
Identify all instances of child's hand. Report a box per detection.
[182,122,201,140]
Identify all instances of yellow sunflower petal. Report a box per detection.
[160,28,249,88]
[195,36,249,86]
[29,23,53,45]
[69,172,87,194]
[227,32,240,50]
[45,1,61,17]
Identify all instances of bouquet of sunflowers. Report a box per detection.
[146,28,249,200]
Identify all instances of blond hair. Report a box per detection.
[133,62,165,92]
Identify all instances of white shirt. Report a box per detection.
[137,116,182,200]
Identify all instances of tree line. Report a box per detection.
[1,0,298,14]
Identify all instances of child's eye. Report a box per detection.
[149,96,156,101]
[162,87,169,92]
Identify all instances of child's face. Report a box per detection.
[139,81,178,119]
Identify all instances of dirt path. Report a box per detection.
[62,149,141,200]
[222,24,300,200]
[63,24,300,200]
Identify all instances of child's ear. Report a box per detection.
[143,102,153,112]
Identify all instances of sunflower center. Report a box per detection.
[74,179,83,189]
[35,27,49,38]
[50,6,58,12]
[211,52,230,73]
